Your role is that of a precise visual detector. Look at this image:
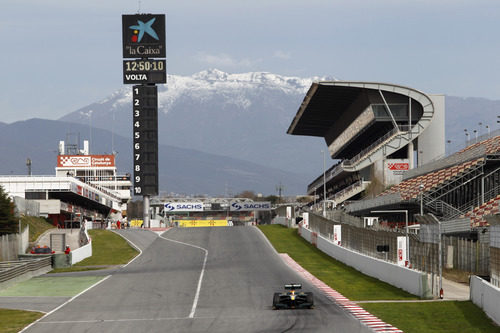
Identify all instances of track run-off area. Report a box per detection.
[4,227,376,333]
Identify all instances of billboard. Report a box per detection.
[230,201,272,211]
[397,236,408,267]
[177,220,227,227]
[164,202,204,212]
[57,155,115,168]
[122,14,166,58]
[333,225,341,245]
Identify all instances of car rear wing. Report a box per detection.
[284,283,302,290]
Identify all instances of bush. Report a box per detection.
[0,186,17,235]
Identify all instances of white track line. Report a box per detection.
[19,275,111,332]
[20,231,146,332]
[159,232,208,319]
[279,253,403,333]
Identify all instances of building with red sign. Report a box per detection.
[0,140,131,227]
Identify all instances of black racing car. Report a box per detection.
[272,283,314,309]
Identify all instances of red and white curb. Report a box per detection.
[280,253,402,333]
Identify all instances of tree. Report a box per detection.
[0,186,17,235]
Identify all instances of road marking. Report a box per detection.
[279,253,403,333]
[37,314,248,324]
[19,275,111,332]
[159,233,208,319]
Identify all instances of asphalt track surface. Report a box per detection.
[19,227,371,333]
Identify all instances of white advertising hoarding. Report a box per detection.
[302,212,309,228]
[164,202,204,212]
[333,225,341,245]
[230,201,272,211]
[397,236,407,267]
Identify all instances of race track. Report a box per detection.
[22,227,371,333]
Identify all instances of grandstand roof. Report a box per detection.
[287,81,432,160]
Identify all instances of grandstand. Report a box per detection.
[288,81,445,211]
[288,80,500,231]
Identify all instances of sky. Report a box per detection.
[1,0,500,123]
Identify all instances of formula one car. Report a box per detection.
[272,283,314,309]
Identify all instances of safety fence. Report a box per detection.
[0,257,52,287]
[299,224,432,298]
[302,210,490,277]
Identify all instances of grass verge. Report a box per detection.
[362,301,498,333]
[21,216,55,243]
[258,224,499,332]
[50,229,139,273]
[0,308,43,333]
[258,224,417,301]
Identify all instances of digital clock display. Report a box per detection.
[124,59,165,72]
[123,59,166,84]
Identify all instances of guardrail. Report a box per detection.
[0,257,52,285]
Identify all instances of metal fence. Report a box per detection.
[305,210,490,276]
[0,257,52,285]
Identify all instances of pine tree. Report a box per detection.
[0,185,17,235]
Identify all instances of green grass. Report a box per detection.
[362,301,499,333]
[259,224,500,332]
[0,308,43,333]
[258,224,417,301]
[49,230,139,273]
[21,216,55,243]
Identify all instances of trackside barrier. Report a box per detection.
[71,239,92,265]
[300,224,432,299]
[0,257,52,289]
[71,225,92,265]
[470,276,500,325]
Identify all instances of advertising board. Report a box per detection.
[177,220,228,227]
[230,201,272,211]
[164,202,204,212]
[57,155,115,168]
[122,14,166,58]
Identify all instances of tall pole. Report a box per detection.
[322,150,326,217]
[143,195,150,228]
[405,210,409,266]
[420,183,424,215]
[438,219,443,298]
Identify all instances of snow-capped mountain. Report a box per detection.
[60,69,332,176]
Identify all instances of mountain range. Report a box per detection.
[1,69,500,196]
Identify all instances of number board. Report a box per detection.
[133,85,159,196]
[123,59,166,84]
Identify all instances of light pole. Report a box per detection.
[321,150,326,217]
[419,183,424,215]
[485,125,490,138]
[372,209,410,267]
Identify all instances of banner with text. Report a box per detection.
[164,202,204,212]
[230,201,272,211]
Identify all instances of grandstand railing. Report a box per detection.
[457,182,500,218]
[404,143,487,180]
[345,192,404,213]
[330,179,370,203]
[343,127,403,167]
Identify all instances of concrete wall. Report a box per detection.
[417,94,445,165]
[71,240,92,265]
[299,224,432,298]
[71,226,92,265]
[470,276,500,325]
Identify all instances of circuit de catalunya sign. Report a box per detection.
[230,201,272,211]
